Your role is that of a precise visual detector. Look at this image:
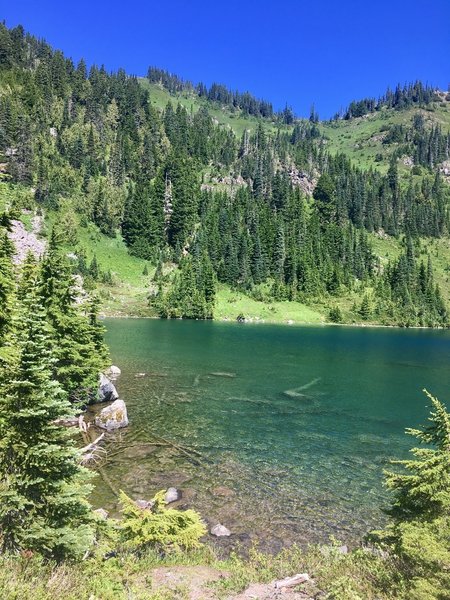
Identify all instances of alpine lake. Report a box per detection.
[89,319,450,553]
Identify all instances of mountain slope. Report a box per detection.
[0,23,449,326]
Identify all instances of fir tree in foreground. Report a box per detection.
[371,390,450,598]
[0,270,93,560]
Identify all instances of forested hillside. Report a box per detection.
[1,23,450,326]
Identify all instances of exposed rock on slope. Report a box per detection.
[7,214,46,264]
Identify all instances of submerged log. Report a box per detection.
[80,432,105,454]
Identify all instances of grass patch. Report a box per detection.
[215,285,325,324]
[0,542,404,600]
[321,103,450,173]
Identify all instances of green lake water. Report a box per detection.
[92,319,450,551]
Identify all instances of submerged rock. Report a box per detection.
[93,508,109,520]
[105,365,121,378]
[98,373,119,403]
[211,523,231,537]
[95,399,129,430]
[135,498,154,510]
[165,487,181,504]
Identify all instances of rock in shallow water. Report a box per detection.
[95,399,128,430]
[135,499,154,509]
[212,486,235,498]
[98,373,119,403]
[105,365,121,378]
[165,487,181,504]
[211,523,231,537]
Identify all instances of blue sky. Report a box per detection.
[3,0,449,118]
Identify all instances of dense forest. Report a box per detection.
[0,22,449,328]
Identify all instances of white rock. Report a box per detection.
[105,365,122,381]
[93,508,109,520]
[165,487,181,504]
[210,523,231,537]
[95,399,128,430]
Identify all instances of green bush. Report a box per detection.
[119,490,206,552]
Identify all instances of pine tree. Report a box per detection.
[0,228,14,343]
[359,294,371,320]
[371,391,450,597]
[0,273,93,560]
[40,233,108,404]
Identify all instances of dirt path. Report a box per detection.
[148,565,314,599]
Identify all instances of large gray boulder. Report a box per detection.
[95,399,129,430]
[98,373,119,403]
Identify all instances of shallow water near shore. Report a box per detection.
[91,319,450,551]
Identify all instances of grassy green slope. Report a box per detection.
[139,78,290,137]
[321,100,450,173]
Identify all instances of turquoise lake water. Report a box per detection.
[93,319,450,550]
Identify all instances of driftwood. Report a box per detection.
[54,417,79,427]
[53,414,90,431]
[78,414,88,432]
[148,432,203,465]
[97,465,120,497]
[105,441,170,461]
[80,432,105,454]
[79,428,107,466]
[274,573,310,589]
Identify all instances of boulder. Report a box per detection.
[93,508,109,520]
[210,523,231,537]
[95,399,128,430]
[135,499,154,510]
[105,365,121,378]
[165,487,181,504]
[98,373,119,403]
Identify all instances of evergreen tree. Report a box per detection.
[40,233,108,404]
[371,391,450,597]
[0,227,14,343]
[0,273,93,560]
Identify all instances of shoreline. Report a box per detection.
[100,313,448,331]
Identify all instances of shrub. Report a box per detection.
[119,491,206,552]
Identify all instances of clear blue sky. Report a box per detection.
[3,0,449,118]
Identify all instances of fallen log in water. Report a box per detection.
[80,432,105,454]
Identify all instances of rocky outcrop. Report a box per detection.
[98,373,119,403]
[7,216,46,265]
[95,399,128,430]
